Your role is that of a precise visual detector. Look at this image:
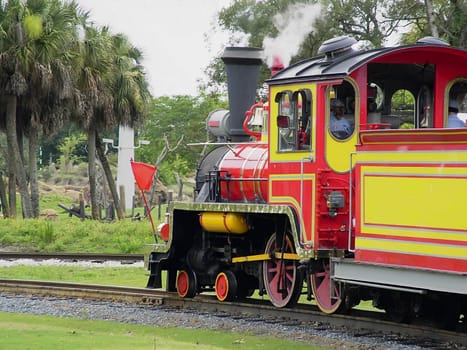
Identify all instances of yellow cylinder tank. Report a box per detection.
[199,212,248,234]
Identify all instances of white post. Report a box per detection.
[116,125,135,210]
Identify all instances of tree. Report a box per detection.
[138,94,227,184]
[396,0,467,48]
[96,33,150,220]
[74,25,116,220]
[0,0,31,218]
[204,0,466,92]
[0,0,81,218]
[21,0,81,217]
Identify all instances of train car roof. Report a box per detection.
[267,39,467,85]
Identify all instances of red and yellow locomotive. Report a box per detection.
[146,37,467,328]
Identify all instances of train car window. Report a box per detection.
[276,90,294,151]
[276,89,312,151]
[292,89,312,150]
[328,81,355,139]
[368,63,435,129]
[390,89,415,129]
[446,80,467,128]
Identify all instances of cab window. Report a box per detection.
[446,80,467,128]
[328,81,355,139]
[276,89,312,151]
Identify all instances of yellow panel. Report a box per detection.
[325,132,358,173]
[361,166,467,232]
[356,237,467,259]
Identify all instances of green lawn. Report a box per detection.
[0,265,148,287]
[0,313,329,350]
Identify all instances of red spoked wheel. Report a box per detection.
[262,233,302,308]
[176,269,197,298]
[215,270,238,302]
[311,259,342,314]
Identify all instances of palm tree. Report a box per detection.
[0,0,82,218]
[21,0,81,217]
[95,33,150,220]
[0,0,34,218]
[74,25,114,219]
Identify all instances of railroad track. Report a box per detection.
[0,278,465,349]
[0,252,143,262]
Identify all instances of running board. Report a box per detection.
[232,252,300,263]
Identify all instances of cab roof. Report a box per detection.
[267,39,467,85]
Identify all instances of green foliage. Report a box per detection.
[0,217,156,254]
[136,94,227,182]
[206,0,467,92]
[57,134,87,173]
[38,221,55,245]
[157,154,191,185]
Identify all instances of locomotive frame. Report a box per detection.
[145,36,467,329]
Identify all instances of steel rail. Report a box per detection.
[0,252,143,262]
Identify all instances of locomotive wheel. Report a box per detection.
[176,269,197,298]
[215,270,238,302]
[311,259,342,314]
[262,233,302,308]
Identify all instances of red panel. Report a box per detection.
[358,129,467,150]
[355,249,467,274]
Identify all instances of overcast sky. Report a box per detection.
[76,0,232,97]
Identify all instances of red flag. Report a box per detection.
[130,160,157,235]
[131,161,156,191]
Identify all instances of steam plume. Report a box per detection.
[263,3,322,68]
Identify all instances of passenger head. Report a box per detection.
[331,99,345,117]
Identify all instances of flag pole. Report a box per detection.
[130,160,158,237]
[141,190,156,234]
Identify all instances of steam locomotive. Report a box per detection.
[145,36,467,329]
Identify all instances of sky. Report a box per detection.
[76,0,232,97]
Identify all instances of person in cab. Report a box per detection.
[330,99,352,138]
[447,99,464,128]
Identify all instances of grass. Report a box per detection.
[0,216,156,254]
[0,265,148,287]
[0,313,328,350]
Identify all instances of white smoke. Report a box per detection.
[263,3,322,67]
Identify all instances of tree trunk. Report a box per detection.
[0,172,10,218]
[96,135,125,220]
[424,0,439,38]
[87,128,99,220]
[6,95,33,218]
[28,122,40,217]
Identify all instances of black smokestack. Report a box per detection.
[221,47,263,142]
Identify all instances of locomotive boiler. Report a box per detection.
[146,36,467,329]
